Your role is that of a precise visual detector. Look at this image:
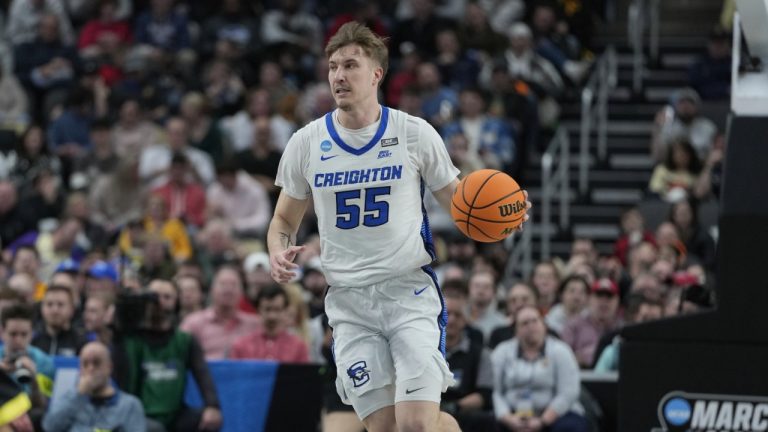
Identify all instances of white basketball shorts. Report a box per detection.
[325,266,455,420]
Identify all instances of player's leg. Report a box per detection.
[326,285,398,431]
[361,405,397,432]
[322,410,366,432]
[395,401,461,432]
[384,269,457,432]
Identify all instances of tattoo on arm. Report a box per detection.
[279,232,294,248]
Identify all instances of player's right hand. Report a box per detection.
[270,245,306,283]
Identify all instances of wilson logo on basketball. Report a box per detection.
[499,201,525,217]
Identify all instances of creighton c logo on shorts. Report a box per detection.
[347,361,370,388]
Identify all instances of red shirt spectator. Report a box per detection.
[151,152,207,228]
[230,285,309,363]
[180,267,260,359]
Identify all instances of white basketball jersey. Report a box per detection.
[276,106,460,287]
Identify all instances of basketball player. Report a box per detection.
[268,22,530,432]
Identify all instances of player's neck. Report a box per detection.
[336,102,381,130]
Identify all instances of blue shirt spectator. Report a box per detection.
[134,2,191,52]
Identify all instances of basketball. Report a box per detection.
[450,169,527,242]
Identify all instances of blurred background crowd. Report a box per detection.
[0,0,730,430]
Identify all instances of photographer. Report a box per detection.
[0,304,55,431]
[113,279,222,432]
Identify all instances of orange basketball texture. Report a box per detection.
[450,169,527,242]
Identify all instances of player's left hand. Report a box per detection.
[198,406,222,431]
[517,190,532,232]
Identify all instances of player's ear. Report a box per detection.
[373,66,383,86]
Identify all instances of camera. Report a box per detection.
[114,290,160,333]
[7,353,32,385]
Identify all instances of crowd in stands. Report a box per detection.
[0,0,728,430]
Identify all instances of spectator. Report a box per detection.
[300,258,327,319]
[199,0,261,64]
[689,28,732,100]
[176,275,205,320]
[485,64,540,170]
[35,217,84,283]
[180,92,227,165]
[230,284,309,363]
[72,118,118,188]
[7,274,36,305]
[132,0,192,63]
[446,132,484,178]
[649,138,702,202]
[11,247,47,302]
[206,160,272,237]
[594,295,663,372]
[63,191,109,251]
[77,0,132,59]
[669,198,716,270]
[613,207,656,266]
[466,269,506,343]
[0,181,35,248]
[531,260,560,315]
[47,87,93,185]
[283,283,319,359]
[83,260,118,299]
[458,2,508,57]
[119,194,192,262]
[0,68,30,131]
[441,289,494,431]
[530,2,589,84]
[693,133,725,200]
[221,87,294,153]
[545,275,591,336]
[32,285,86,357]
[42,341,146,432]
[140,117,216,188]
[0,304,56,428]
[385,44,421,108]
[112,98,161,160]
[488,282,539,349]
[434,28,482,90]
[415,62,460,127]
[324,0,388,47]
[117,279,222,432]
[10,125,61,195]
[195,220,238,283]
[150,151,207,229]
[651,87,717,162]
[13,14,78,121]
[487,23,564,101]
[89,156,146,232]
[6,0,75,46]
[492,306,588,432]
[180,266,260,359]
[561,278,622,368]
[236,116,282,204]
[136,234,177,285]
[442,87,517,173]
[240,252,273,314]
[83,293,114,344]
[391,0,455,59]
[202,59,247,119]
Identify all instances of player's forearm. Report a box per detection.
[267,214,299,255]
[433,178,459,214]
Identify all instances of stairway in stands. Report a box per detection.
[526,0,723,259]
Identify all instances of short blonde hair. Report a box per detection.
[325,22,389,78]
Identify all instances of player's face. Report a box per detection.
[328,44,382,111]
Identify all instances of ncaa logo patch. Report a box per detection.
[321,140,333,152]
[663,398,691,426]
[380,137,399,147]
[347,361,370,388]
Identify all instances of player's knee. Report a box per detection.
[397,417,432,432]
[437,412,461,432]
